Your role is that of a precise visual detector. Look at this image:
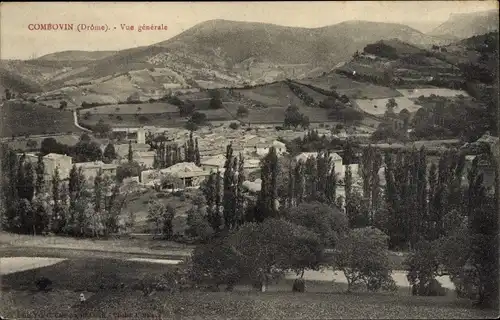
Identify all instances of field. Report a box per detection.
[84,102,179,115]
[79,113,187,128]
[1,256,496,319]
[234,82,308,107]
[293,83,330,104]
[297,74,403,99]
[0,101,83,137]
[2,133,81,151]
[353,97,422,115]
[397,88,470,98]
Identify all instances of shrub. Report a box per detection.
[229,122,239,130]
[404,240,447,296]
[35,277,53,292]
[185,205,215,242]
[292,278,306,292]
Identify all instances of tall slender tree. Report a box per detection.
[222,144,236,229]
[127,140,134,163]
[256,147,279,221]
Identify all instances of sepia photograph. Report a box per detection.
[0,1,498,318]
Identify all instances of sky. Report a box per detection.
[1,1,498,60]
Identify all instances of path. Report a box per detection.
[72,110,92,132]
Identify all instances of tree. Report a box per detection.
[236,106,249,118]
[194,138,201,166]
[284,105,307,129]
[73,140,103,163]
[186,196,214,242]
[334,227,397,292]
[256,147,279,221]
[59,100,68,110]
[5,88,11,100]
[94,120,111,138]
[40,137,69,156]
[162,204,175,239]
[222,144,237,230]
[190,111,207,125]
[103,143,117,164]
[51,167,64,234]
[404,240,447,296]
[286,202,348,247]
[399,108,411,128]
[385,98,397,115]
[116,161,141,182]
[35,154,45,195]
[127,140,134,163]
[179,100,195,117]
[227,219,324,291]
[26,139,38,150]
[209,90,223,109]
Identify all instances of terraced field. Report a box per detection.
[353,97,422,115]
[83,102,179,115]
[397,88,470,98]
[298,74,402,99]
[234,82,307,107]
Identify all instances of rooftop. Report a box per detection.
[295,152,342,163]
[44,153,71,159]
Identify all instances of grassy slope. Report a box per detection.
[1,258,495,319]
[0,101,82,137]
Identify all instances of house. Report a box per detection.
[133,150,156,169]
[75,161,118,183]
[24,152,73,180]
[141,162,209,188]
[246,139,287,157]
[243,158,261,173]
[295,152,344,177]
[44,153,73,180]
[114,143,151,160]
[200,154,226,172]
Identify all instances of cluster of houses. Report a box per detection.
[20,124,368,194]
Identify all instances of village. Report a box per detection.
[18,123,363,197]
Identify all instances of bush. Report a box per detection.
[35,277,53,292]
[185,205,215,242]
[292,278,306,292]
[229,122,239,130]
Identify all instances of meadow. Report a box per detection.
[297,74,403,99]
[397,88,470,98]
[1,256,495,320]
[84,102,179,115]
[0,101,83,137]
[353,97,422,115]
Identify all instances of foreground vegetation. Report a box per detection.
[1,258,496,319]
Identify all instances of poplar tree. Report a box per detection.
[51,167,62,233]
[103,143,117,164]
[256,147,279,221]
[235,153,246,226]
[222,144,236,229]
[127,140,133,163]
[293,161,305,205]
[35,154,45,195]
[195,138,201,166]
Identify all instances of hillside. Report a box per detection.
[0,100,82,137]
[430,10,499,39]
[0,67,44,94]
[8,20,451,97]
[37,50,118,61]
